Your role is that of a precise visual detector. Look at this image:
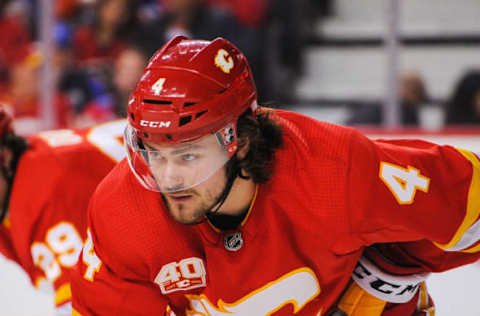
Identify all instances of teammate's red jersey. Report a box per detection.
[0,120,125,308]
[71,110,480,315]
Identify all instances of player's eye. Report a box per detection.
[149,151,163,160]
[182,153,197,161]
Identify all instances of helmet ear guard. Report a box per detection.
[214,122,238,159]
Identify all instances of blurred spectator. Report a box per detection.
[58,63,106,116]
[208,0,306,103]
[72,0,139,65]
[263,0,305,103]
[399,71,428,124]
[57,0,141,123]
[348,71,428,126]
[134,0,266,98]
[206,0,269,27]
[307,0,333,18]
[0,48,72,135]
[56,0,81,21]
[445,70,480,125]
[0,0,31,90]
[136,0,258,55]
[23,0,84,41]
[111,46,148,116]
[72,45,148,128]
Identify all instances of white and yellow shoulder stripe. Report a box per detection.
[435,148,480,253]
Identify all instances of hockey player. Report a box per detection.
[71,36,479,315]
[0,109,125,315]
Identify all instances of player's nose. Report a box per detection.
[159,163,185,192]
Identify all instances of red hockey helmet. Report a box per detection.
[125,36,258,193]
[127,35,257,143]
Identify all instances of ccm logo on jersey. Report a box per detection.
[352,256,430,303]
[154,257,206,295]
[140,120,171,128]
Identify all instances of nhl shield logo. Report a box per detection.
[224,232,243,251]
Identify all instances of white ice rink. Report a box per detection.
[1,253,480,316]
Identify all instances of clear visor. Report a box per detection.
[124,124,230,193]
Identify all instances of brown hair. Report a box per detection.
[236,108,283,183]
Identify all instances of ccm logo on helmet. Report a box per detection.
[140,120,172,128]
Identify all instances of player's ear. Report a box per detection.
[236,137,249,160]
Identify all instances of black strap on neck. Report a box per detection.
[206,206,248,231]
[208,155,241,215]
[191,154,246,225]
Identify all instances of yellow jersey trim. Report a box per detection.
[2,216,11,228]
[434,148,480,251]
[241,184,258,226]
[72,307,82,316]
[54,283,72,306]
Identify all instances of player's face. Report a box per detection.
[161,165,227,224]
[143,134,229,192]
[143,136,230,224]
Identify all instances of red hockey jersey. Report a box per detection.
[0,120,125,307]
[71,110,480,315]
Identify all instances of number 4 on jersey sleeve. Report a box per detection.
[379,162,430,205]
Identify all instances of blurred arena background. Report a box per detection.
[1,0,480,315]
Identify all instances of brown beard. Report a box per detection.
[162,180,227,225]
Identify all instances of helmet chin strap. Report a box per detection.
[160,154,246,226]
[208,154,244,215]
[192,154,247,225]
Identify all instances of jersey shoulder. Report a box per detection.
[7,125,123,274]
[10,137,64,219]
[10,129,118,222]
[268,109,372,194]
[259,110,368,240]
[272,109,360,165]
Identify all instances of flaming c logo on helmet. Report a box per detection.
[214,49,234,74]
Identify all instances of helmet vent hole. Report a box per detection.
[130,113,135,121]
[219,88,227,94]
[195,110,208,119]
[184,102,196,107]
[179,115,192,127]
[143,99,172,105]
[166,134,173,140]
